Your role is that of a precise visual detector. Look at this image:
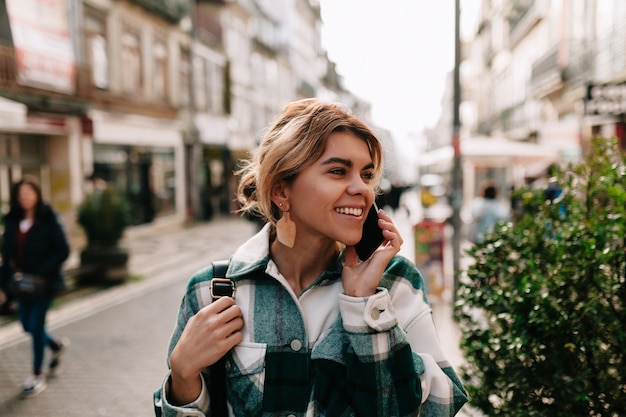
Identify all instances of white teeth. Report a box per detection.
[335,207,363,216]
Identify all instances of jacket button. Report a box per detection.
[290,339,302,351]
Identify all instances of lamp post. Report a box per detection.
[451,0,462,303]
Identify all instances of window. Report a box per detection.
[193,56,207,110]
[206,60,224,113]
[153,38,168,100]
[84,8,109,89]
[121,26,142,95]
[179,47,191,106]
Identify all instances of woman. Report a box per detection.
[0,176,70,397]
[155,99,468,416]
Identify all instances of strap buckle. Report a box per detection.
[210,278,236,301]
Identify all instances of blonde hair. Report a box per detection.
[237,98,383,226]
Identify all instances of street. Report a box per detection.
[0,279,183,416]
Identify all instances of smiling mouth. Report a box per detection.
[334,207,364,217]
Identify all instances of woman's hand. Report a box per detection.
[168,297,243,405]
[342,210,403,297]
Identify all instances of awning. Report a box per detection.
[419,136,559,169]
[0,96,27,130]
[462,135,559,167]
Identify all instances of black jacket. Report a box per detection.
[0,204,70,295]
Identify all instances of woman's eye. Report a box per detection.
[362,172,375,180]
[329,168,346,175]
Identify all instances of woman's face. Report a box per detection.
[18,183,39,213]
[286,131,377,246]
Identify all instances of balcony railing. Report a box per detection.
[563,40,595,88]
[508,0,542,47]
[530,46,563,97]
[130,0,189,23]
[508,0,536,32]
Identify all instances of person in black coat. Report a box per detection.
[0,176,70,398]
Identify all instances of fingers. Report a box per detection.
[377,211,404,249]
[172,298,243,375]
[195,298,243,342]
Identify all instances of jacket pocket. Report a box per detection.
[226,342,267,415]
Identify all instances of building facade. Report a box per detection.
[0,0,395,247]
[426,0,626,215]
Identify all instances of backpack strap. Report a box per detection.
[209,260,230,417]
[212,259,229,280]
[210,260,235,302]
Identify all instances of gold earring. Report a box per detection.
[276,207,296,248]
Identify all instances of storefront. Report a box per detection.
[0,98,78,226]
[92,144,176,224]
[585,82,626,152]
[87,109,185,226]
[199,145,233,220]
[193,111,236,220]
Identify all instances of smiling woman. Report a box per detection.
[154,98,468,417]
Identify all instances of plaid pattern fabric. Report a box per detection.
[155,227,467,417]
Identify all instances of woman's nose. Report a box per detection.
[347,174,370,195]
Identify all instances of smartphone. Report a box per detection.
[354,204,385,261]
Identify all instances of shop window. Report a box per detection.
[93,144,175,225]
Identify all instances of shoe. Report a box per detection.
[21,374,46,398]
[48,337,70,377]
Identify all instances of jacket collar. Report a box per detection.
[225,223,344,283]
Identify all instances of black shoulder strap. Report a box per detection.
[212,259,229,279]
[210,260,229,417]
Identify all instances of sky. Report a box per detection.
[319,1,479,142]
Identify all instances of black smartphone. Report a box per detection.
[355,204,385,261]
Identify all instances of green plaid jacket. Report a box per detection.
[155,227,467,417]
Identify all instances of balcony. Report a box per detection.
[130,0,189,23]
[562,41,595,88]
[530,46,563,98]
[508,0,542,47]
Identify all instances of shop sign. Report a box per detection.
[5,0,76,94]
[585,82,626,116]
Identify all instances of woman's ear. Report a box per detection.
[270,181,289,208]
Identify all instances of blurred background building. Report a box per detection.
[0,0,394,244]
[423,0,626,222]
[0,0,624,242]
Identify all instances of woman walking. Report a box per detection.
[0,176,70,397]
[155,99,467,416]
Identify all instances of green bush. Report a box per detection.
[77,186,131,247]
[456,137,626,416]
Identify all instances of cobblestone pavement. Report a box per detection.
[0,213,478,416]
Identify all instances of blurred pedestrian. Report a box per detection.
[154,98,467,416]
[469,182,509,244]
[0,176,70,398]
